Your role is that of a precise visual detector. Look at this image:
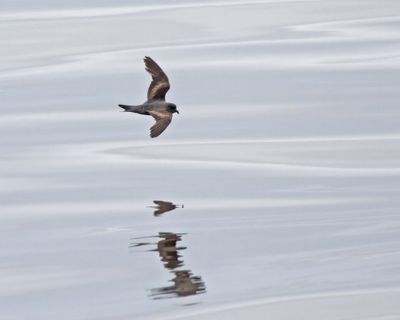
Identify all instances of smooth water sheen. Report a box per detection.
[1,1,400,319]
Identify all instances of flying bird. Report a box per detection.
[150,200,184,216]
[118,56,179,138]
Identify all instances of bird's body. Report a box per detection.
[118,56,179,138]
[119,100,175,115]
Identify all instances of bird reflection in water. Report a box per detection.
[150,269,205,299]
[149,200,184,217]
[130,231,206,299]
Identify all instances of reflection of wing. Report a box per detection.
[128,242,151,248]
[148,110,172,138]
[153,200,176,215]
[144,56,170,101]
[157,233,185,270]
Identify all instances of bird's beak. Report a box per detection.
[176,110,180,114]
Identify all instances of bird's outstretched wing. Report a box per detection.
[144,56,170,101]
[148,110,172,138]
[154,200,174,206]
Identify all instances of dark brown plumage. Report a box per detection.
[148,110,172,138]
[118,56,179,138]
[151,200,183,216]
[144,56,170,101]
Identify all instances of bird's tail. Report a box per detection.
[118,104,137,112]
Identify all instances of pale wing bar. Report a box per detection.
[149,110,172,138]
[144,56,170,101]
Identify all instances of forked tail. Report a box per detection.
[118,104,137,112]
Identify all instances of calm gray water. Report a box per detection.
[1,1,400,319]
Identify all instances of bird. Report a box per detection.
[118,56,179,138]
[149,200,184,217]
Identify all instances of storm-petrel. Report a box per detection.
[149,200,184,217]
[118,56,179,138]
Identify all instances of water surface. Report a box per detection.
[1,1,400,319]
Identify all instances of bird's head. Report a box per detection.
[168,103,179,114]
